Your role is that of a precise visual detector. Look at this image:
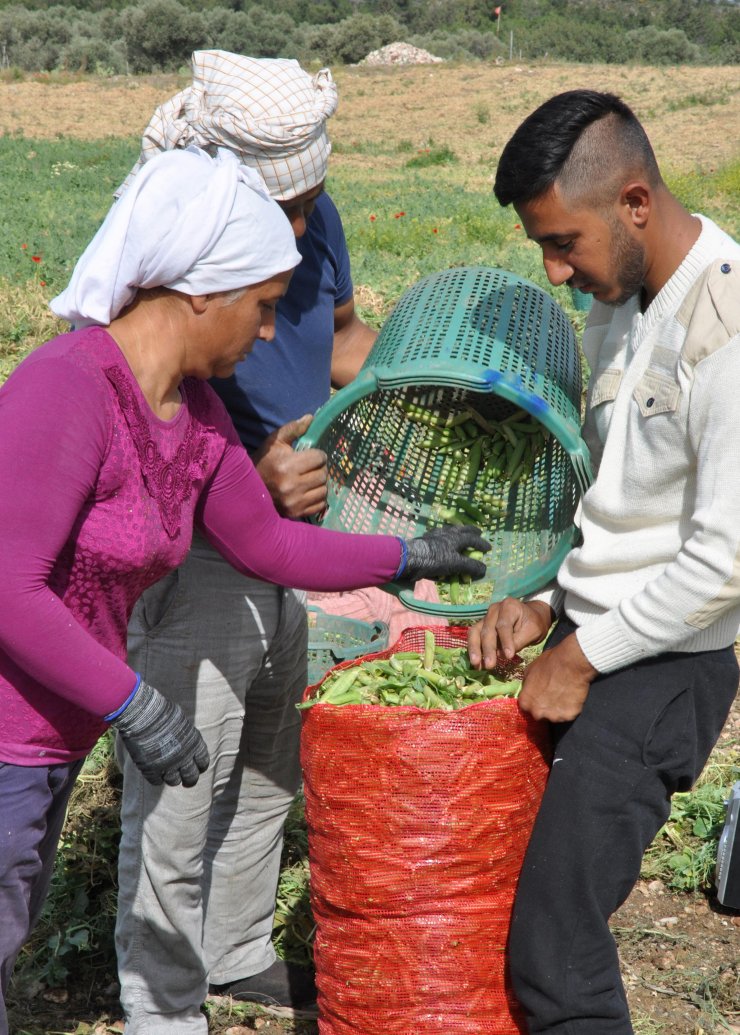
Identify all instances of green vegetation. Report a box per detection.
[665,158,740,240]
[2,134,739,359]
[0,0,737,73]
[405,142,458,168]
[300,632,523,708]
[0,137,138,292]
[642,762,740,892]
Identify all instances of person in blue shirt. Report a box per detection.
[216,184,374,517]
[115,52,377,1031]
[218,188,360,451]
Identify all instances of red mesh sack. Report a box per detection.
[300,625,552,1035]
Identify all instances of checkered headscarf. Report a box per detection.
[118,50,338,201]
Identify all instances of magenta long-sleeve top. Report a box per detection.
[0,327,402,765]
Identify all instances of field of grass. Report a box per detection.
[1,62,739,1035]
[3,131,739,369]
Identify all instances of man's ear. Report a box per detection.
[620,181,651,229]
[188,294,210,315]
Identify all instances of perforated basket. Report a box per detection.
[299,266,592,618]
[306,605,389,686]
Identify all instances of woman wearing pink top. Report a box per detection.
[0,146,486,1034]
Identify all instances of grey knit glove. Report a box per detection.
[110,680,210,788]
[399,525,490,582]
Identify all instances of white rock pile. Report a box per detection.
[360,42,444,66]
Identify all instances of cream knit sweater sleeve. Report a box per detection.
[561,251,740,672]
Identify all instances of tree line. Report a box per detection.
[0,0,737,74]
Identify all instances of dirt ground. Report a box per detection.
[2,62,740,183]
[2,61,739,1035]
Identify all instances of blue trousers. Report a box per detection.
[509,618,738,1035]
[0,758,83,1035]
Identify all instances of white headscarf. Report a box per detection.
[51,146,301,327]
[117,51,338,201]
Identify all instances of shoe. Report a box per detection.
[208,958,317,1009]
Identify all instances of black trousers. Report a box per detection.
[509,617,739,1034]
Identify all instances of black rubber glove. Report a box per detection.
[110,680,210,788]
[400,525,490,582]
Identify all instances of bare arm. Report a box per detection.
[331,296,377,388]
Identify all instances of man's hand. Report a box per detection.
[517,633,598,722]
[468,597,555,667]
[252,414,328,519]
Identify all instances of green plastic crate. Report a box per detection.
[306,606,389,686]
[299,266,592,619]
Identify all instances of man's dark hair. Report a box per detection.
[494,89,661,208]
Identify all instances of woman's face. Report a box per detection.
[195,270,292,379]
[278,181,325,239]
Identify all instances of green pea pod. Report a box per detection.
[436,506,467,525]
[499,423,518,447]
[501,408,530,425]
[466,405,496,435]
[465,440,483,485]
[448,410,475,428]
[505,436,527,480]
[320,667,362,702]
[508,420,540,434]
[450,496,489,525]
[423,629,436,670]
[481,680,522,698]
[325,689,365,706]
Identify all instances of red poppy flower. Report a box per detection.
[514,224,521,230]
[432,228,438,234]
[32,255,41,263]
[369,214,376,222]
[40,280,46,287]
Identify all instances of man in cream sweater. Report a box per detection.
[469,89,740,1034]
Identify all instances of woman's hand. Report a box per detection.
[110,681,210,787]
[252,414,328,519]
[400,525,490,581]
[468,597,555,667]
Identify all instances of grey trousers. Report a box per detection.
[116,535,308,1034]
